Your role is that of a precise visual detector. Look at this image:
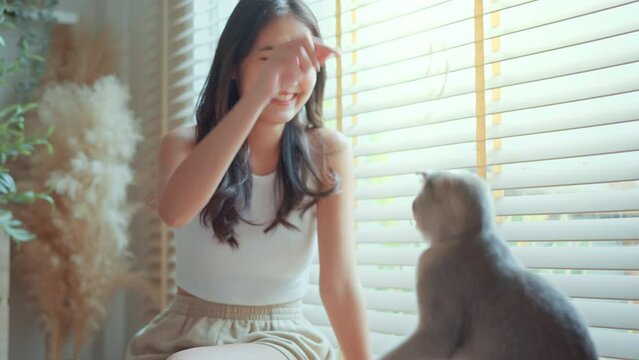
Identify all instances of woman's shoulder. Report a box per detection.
[166,123,197,142]
[161,124,197,149]
[158,123,197,161]
[308,127,351,156]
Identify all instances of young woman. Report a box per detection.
[125,1,371,359]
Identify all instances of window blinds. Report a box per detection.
[165,0,238,128]
[301,1,639,359]
[163,1,639,358]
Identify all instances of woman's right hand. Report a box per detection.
[249,36,338,104]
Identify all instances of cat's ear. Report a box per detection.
[415,171,428,183]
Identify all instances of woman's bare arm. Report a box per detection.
[156,91,268,228]
[156,37,323,228]
[316,129,372,360]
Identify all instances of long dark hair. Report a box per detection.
[194,0,338,248]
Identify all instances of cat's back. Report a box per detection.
[453,236,597,360]
[418,234,518,292]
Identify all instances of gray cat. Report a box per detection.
[380,171,598,360]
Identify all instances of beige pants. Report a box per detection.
[125,294,336,360]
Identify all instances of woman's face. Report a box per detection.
[236,14,318,124]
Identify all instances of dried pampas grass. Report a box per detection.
[42,24,118,87]
[9,25,156,360]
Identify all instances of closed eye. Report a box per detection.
[257,45,273,61]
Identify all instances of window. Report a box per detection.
[163,1,639,358]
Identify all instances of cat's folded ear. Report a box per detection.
[415,171,428,182]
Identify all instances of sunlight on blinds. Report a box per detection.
[303,1,639,359]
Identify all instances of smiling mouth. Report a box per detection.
[271,92,298,105]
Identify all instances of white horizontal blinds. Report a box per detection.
[136,0,176,314]
[190,0,238,124]
[166,0,195,127]
[313,0,339,131]
[483,5,639,358]
[302,1,639,359]
[166,0,237,127]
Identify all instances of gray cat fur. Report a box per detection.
[380,171,598,360]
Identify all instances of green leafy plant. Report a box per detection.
[0,0,57,242]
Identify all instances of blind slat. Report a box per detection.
[352,246,639,270]
[485,0,638,39]
[354,124,639,178]
[355,190,639,220]
[357,327,639,359]
[344,88,639,137]
[353,117,639,160]
[328,0,636,55]
[310,266,639,300]
[324,0,473,54]
[355,153,639,197]
[327,0,639,86]
[574,301,639,331]
[325,0,457,39]
[304,303,418,335]
[304,285,639,331]
[494,190,639,216]
[325,60,639,121]
[353,218,639,244]
[326,29,639,101]
[170,0,192,13]
[303,303,639,359]
[590,329,639,360]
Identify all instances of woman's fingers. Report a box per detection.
[313,36,340,65]
[300,35,321,71]
[270,36,339,93]
[296,42,315,74]
[316,44,338,63]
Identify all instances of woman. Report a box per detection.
[125,1,372,359]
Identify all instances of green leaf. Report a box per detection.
[0,172,16,194]
[5,227,35,242]
[18,37,29,51]
[7,129,24,136]
[0,104,20,118]
[7,61,18,72]
[45,124,55,138]
[0,210,11,222]
[21,191,36,201]
[31,139,48,146]
[11,190,38,204]
[38,193,54,205]
[30,54,45,63]
[22,102,38,112]
[2,21,16,30]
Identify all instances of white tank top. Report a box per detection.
[174,171,318,306]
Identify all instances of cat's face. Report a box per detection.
[412,171,493,242]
